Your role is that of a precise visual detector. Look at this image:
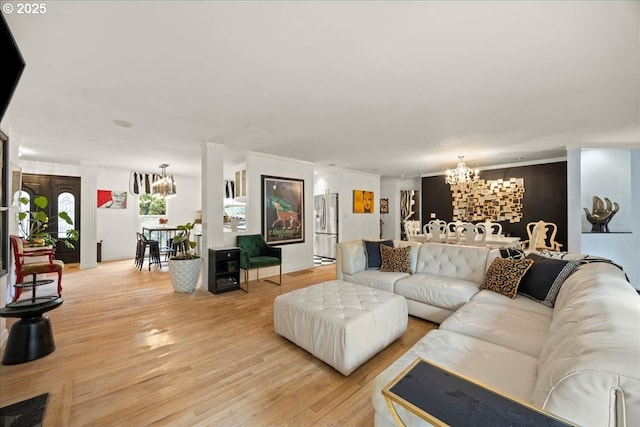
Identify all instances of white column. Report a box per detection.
[566,148,581,253]
[201,142,225,289]
[80,162,98,269]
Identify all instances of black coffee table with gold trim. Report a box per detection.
[382,357,576,427]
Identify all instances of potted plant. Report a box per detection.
[168,221,201,293]
[18,195,79,248]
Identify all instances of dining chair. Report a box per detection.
[424,219,447,242]
[456,223,487,245]
[404,220,426,242]
[522,220,562,251]
[446,221,466,242]
[477,220,502,236]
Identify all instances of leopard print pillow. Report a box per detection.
[380,245,412,274]
[480,257,534,298]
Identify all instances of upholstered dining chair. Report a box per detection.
[236,234,282,290]
[10,235,64,302]
[404,220,426,242]
[456,223,487,245]
[446,221,466,242]
[522,220,563,251]
[477,220,502,236]
[424,219,447,242]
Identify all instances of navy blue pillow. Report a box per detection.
[518,253,580,307]
[363,240,393,269]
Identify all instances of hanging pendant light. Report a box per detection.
[152,163,176,198]
[445,155,479,186]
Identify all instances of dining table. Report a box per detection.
[142,226,180,250]
[412,234,521,249]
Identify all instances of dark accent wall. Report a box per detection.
[421,162,567,247]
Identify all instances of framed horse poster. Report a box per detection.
[262,175,304,245]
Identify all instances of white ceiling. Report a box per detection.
[2,1,639,179]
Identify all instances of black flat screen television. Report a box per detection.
[0,13,25,123]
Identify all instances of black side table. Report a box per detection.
[0,297,63,365]
[208,248,241,294]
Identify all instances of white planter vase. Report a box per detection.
[169,257,202,293]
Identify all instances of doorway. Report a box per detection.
[400,190,420,240]
[21,174,81,264]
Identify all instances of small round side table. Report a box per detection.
[0,296,63,365]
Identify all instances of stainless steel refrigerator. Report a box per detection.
[314,193,339,259]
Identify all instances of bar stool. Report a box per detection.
[135,233,163,271]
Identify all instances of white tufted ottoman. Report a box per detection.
[274,280,408,376]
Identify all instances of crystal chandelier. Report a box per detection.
[445,156,479,186]
[152,163,176,198]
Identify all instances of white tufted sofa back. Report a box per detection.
[414,242,491,284]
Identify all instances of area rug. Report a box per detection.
[0,393,48,427]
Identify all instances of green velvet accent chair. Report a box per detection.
[236,234,282,289]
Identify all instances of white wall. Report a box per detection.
[380,178,398,240]
[228,152,315,275]
[314,172,341,201]
[96,168,138,261]
[314,170,381,243]
[332,170,380,242]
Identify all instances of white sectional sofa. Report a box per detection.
[336,240,492,323]
[335,239,640,427]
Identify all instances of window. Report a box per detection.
[139,194,167,229]
[224,200,246,231]
[16,190,29,240]
[58,192,75,238]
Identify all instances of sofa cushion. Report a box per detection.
[480,257,533,298]
[471,290,553,317]
[415,242,490,283]
[343,270,410,294]
[373,329,539,427]
[439,300,552,357]
[380,245,412,274]
[339,240,367,275]
[395,274,480,311]
[518,253,580,307]
[363,239,393,269]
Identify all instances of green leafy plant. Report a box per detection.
[171,221,198,260]
[18,195,79,248]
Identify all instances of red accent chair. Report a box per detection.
[10,235,64,302]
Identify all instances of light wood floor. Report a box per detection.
[0,260,437,426]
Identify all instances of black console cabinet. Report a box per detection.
[208,248,241,294]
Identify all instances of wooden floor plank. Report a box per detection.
[0,260,436,426]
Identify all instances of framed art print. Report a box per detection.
[353,189,374,213]
[262,175,304,245]
[380,198,389,214]
[97,189,128,209]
